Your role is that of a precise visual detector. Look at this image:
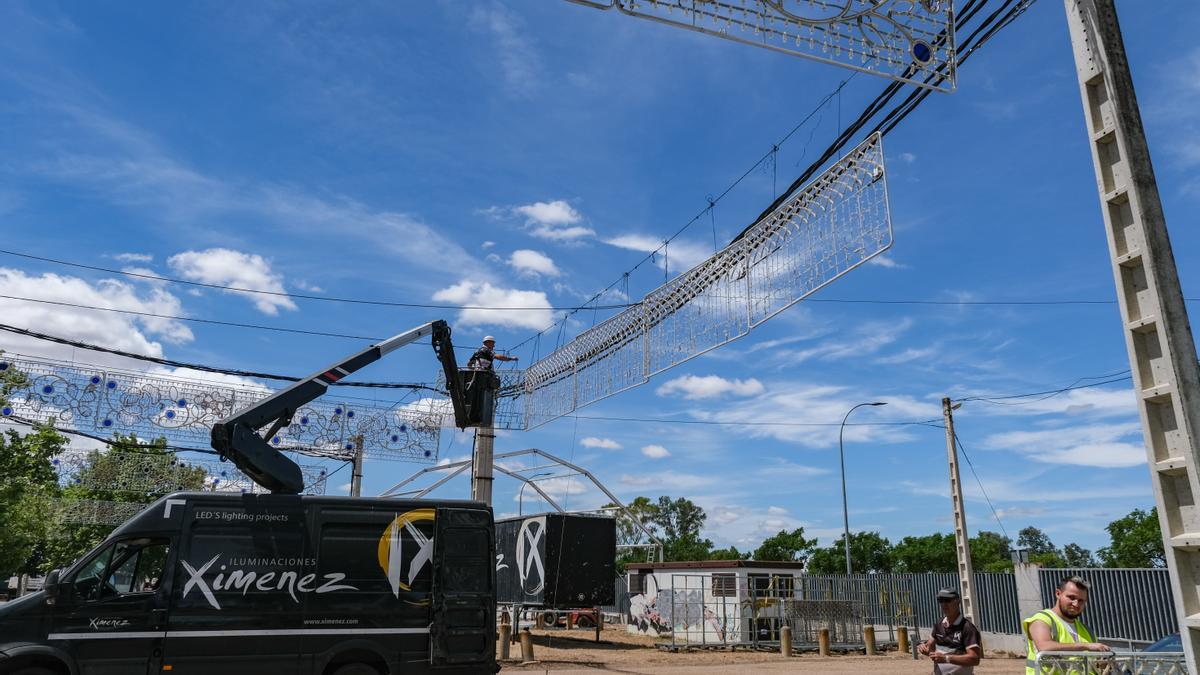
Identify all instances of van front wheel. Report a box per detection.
[331,664,381,675]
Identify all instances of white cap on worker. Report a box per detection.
[483,335,496,343]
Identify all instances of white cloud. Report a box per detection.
[431,280,554,330]
[767,506,788,515]
[508,249,561,277]
[114,252,153,263]
[641,444,671,459]
[581,437,621,449]
[656,374,765,400]
[515,200,581,226]
[691,382,933,447]
[511,200,595,241]
[168,248,296,316]
[898,152,917,164]
[0,269,193,365]
[293,280,323,293]
[982,423,1146,468]
[481,241,496,249]
[468,2,543,96]
[604,234,712,273]
[773,318,914,366]
[875,347,936,365]
[867,255,907,269]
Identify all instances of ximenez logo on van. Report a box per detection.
[180,556,357,610]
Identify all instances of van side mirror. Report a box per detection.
[44,569,60,605]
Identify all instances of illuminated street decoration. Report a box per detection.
[564,0,956,91]
[479,133,891,430]
[0,354,442,462]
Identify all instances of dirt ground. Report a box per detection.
[497,628,1026,673]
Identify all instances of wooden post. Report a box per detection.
[595,607,602,643]
[897,625,909,654]
[520,628,535,662]
[498,624,511,660]
[864,625,877,656]
[566,612,575,630]
[818,628,830,656]
[781,625,792,657]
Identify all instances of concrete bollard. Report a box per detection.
[910,628,919,660]
[818,628,830,656]
[535,613,545,630]
[520,628,535,662]
[499,624,511,660]
[566,612,575,630]
[897,625,909,654]
[780,625,792,657]
[864,625,877,656]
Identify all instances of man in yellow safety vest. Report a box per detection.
[1022,575,1111,674]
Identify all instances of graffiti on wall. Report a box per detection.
[625,575,726,640]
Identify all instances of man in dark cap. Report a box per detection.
[917,587,982,674]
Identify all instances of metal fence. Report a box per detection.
[1039,568,1177,645]
[803,573,1021,635]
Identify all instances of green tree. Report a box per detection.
[0,424,67,578]
[707,545,746,561]
[808,532,893,574]
[1018,526,1066,567]
[753,528,817,564]
[970,531,1014,572]
[1098,507,1165,568]
[1062,543,1097,568]
[604,496,658,573]
[43,434,206,570]
[891,533,957,573]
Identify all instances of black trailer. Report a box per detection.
[495,512,616,609]
[0,492,496,675]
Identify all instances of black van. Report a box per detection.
[0,492,497,675]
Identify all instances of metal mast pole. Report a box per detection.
[942,398,976,625]
[1065,1,1200,669]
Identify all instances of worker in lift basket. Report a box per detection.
[1023,575,1110,674]
[468,335,518,371]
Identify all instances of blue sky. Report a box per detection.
[2,1,1199,556]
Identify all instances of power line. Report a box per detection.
[957,374,1134,405]
[512,0,1034,355]
[0,248,632,312]
[0,322,443,391]
[569,414,945,428]
[954,430,1009,540]
[0,293,388,341]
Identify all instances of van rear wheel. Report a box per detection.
[331,664,381,675]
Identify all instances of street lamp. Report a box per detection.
[839,401,888,576]
[518,472,552,516]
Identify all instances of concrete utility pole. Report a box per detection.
[471,425,495,505]
[1065,1,1200,669]
[350,434,364,497]
[942,398,976,625]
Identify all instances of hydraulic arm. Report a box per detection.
[211,320,468,494]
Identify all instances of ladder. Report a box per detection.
[1065,1,1200,670]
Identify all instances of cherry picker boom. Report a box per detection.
[211,319,475,494]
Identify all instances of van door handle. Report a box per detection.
[151,608,167,628]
